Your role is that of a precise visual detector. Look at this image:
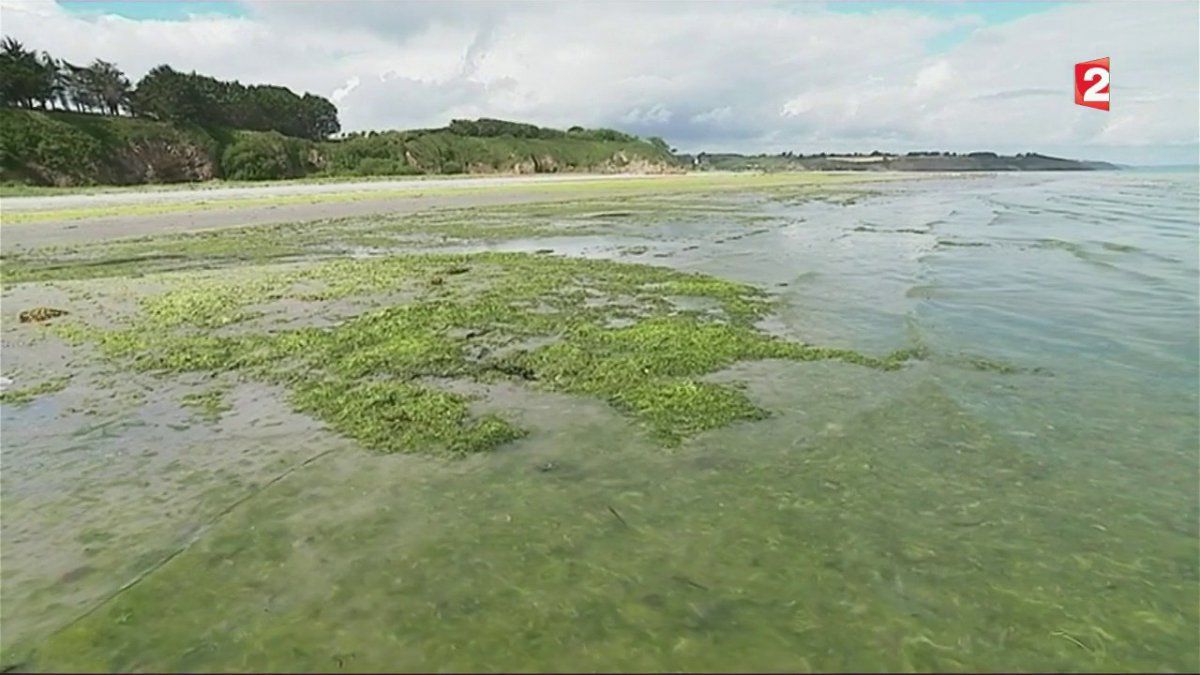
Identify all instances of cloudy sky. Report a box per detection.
[2,0,1197,164]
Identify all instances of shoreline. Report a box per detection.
[0,172,903,249]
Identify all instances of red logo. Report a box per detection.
[1075,57,1110,111]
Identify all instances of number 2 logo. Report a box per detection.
[1075,57,1110,111]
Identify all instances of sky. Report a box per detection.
[2,1,1197,165]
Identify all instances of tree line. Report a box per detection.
[0,37,340,140]
[447,118,639,143]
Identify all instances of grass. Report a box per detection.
[0,109,218,187]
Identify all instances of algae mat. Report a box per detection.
[1,173,1196,671]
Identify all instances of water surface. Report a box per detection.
[3,171,1197,671]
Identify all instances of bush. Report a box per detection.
[440,161,463,175]
[0,109,104,184]
[448,118,564,139]
[353,157,422,176]
[582,128,636,142]
[0,108,219,186]
[220,131,310,180]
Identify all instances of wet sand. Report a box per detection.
[1,189,627,249]
[1,180,665,249]
[0,172,886,249]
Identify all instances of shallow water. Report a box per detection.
[2,172,1197,671]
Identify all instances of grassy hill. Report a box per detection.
[0,109,681,187]
[0,109,221,185]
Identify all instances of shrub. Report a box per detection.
[220,131,310,180]
[354,157,422,176]
[0,109,104,184]
[448,118,564,139]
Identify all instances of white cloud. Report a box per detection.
[780,96,815,118]
[0,0,1195,163]
[691,106,733,125]
[331,76,360,104]
[623,104,673,126]
[913,61,953,95]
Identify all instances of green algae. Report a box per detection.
[45,252,917,453]
[22,375,1197,672]
[292,379,525,455]
[180,386,233,423]
[0,179,861,287]
[0,375,70,405]
[4,172,1197,673]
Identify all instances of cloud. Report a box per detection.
[691,106,733,126]
[1,0,1195,163]
[331,76,360,104]
[622,104,674,127]
[913,61,953,94]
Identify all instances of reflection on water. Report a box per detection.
[3,172,1197,671]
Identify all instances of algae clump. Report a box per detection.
[0,376,70,405]
[48,252,918,453]
[180,386,233,423]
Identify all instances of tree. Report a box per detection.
[130,65,206,122]
[37,52,66,109]
[48,57,75,111]
[1,37,134,114]
[84,60,132,114]
[4,36,342,138]
[0,37,54,108]
[62,61,98,112]
[298,93,339,140]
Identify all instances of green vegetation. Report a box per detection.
[219,130,315,181]
[1,37,130,114]
[323,126,676,176]
[448,118,639,142]
[131,65,338,140]
[0,375,69,405]
[0,108,219,185]
[0,109,678,186]
[0,37,337,140]
[38,250,916,453]
[179,385,232,423]
[3,180,1194,674]
[1,37,675,186]
[0,38,675,186]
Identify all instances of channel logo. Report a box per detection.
[1075,57,1110,111]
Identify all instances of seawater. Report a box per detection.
[10,171,1199,671]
